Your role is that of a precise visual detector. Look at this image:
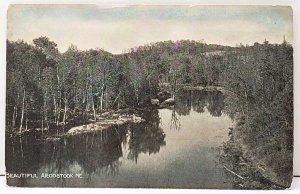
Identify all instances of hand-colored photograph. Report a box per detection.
[6,4,293,189]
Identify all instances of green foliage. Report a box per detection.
[6,37,293,186]
[6,38,293,175]
[221,42,293,186]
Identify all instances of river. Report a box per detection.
[6,90,235,188]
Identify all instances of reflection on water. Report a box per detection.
[175,90,225,117]
[6,91,234,188]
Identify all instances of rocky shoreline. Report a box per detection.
[67,112,144,135]
[7,109,146,141]
[220,120,292,189]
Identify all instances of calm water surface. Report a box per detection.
[6,91,234,188]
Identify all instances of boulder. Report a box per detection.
[151,98,160,106]
[157,91,171,102]
[160,98,175,108]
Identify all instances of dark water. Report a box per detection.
[6,90,234,188]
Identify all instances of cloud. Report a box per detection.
[7,5,293,54]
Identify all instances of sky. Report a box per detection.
[7,5,293,54]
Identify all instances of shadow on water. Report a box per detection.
[174,90,225,117]
[127,110,166,163]
[6,91,231,188]
[169,90,225,131]
[6,109,166,186]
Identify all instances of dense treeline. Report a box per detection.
[6,37,157,132]
[6,36,293,186]
[6,38,234,132]
[222,41,293,186]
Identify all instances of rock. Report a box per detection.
[164,98,175,104]
[111,113,120,118]
[160,98,175,108]
[67,113,145,134]
[157,91,171,102]
[151,99,160,106]
[68,125,85,134]
[216,86,223,91]
[101,112,110,117]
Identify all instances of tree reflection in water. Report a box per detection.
[6,109,166,185]
[127,110,166,163]
[169,108,181,131]
[6,90,225,186]
[174,89,225,117]
[174,90,192,116]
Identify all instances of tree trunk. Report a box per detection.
[112,91,121,108]
[105,89,108,110]
[57,107,61,125]
[12,106,17,128]
[100,85,104,112]
[25,114,28,131]
[41,119,44,136]
[19,89,26,133]
[62,94,67,124]
[44,90,48,129]
[53,94,58,126]
[91,86,96,121]
[56,66,61,126]
[57,92,62,125]
[101,71,106,111]
[19,137,24,160]
[56,66,60,84]
[85,72,89,111]
[12,93,20,129]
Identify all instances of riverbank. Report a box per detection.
[6,108,147,141]
[221,136,285,189]
[220,115,292,189]
[66,112,144,135]
[8,88,175,140]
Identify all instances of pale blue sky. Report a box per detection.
[8,5,293,54]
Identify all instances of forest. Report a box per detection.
[6,37,293,187]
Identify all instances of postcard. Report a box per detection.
[6,4,293,189]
